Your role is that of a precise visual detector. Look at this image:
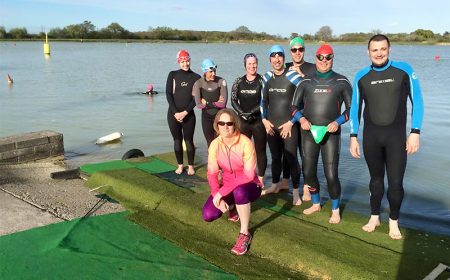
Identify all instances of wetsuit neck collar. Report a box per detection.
[371,60,392,71]
[316,70,333,78]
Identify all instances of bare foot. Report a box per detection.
[302,185,311,201]
[261,183,279,195]
[303,204,321,215]
[175,165,183,175]
[389,218,402,240]
[362,215,381,232]
[329,209,341,224]
[292,188,302,206]
[187,165,195,176]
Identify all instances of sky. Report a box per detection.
[1,0,449,37]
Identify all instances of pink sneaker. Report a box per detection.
[228,208,239,222]
[231,233,252,255]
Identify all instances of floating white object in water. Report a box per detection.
[96,132,123,144]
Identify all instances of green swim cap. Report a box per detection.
[310,125,328,144]
[290,37,305,47]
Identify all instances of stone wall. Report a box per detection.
[0,130,64,164]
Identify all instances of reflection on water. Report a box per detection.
[0,42,449,235]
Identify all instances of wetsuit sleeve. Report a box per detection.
[212,79,228,108]
[292,80,306,119]
[248,77,265,115]
[349,69,369,137]
[287,70,303,123]
[193,79,206,110]
[206,141,220,196]
[231,77,245,115]
[394,62,424,134]
[335,78,353,125]
[260,80,268,119]
[165,71,178,114]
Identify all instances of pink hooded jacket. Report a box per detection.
[207,133,261,197]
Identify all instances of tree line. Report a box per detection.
[1,21,449,43]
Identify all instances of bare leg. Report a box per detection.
[329,209,341,224]
[303,203,321,215]
[292,188,302,206]
[362,215,381,232]
[389,218,402,240]
[187,165,195,176]
[302,184,311,201]
[175,164,183,175]
[262,183,279,195]
[236,203,251,235]
[279,178,290,191]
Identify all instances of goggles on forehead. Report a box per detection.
[270,52,285,58]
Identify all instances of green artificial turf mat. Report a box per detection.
[80,160,134,175]
[0,212,236,280]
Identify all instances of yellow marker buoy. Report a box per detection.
[43,32,51,55]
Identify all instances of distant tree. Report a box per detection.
[371,29,383,35]
[413,29,435,40]
[80,20,96,38]
[302,34,314,41]
[63,24,83,38]
[9,27,28,39]
[101,22,128,39]
[315,26,333,41]
[0,26,6,39]
[290,32,299,39]
[234,26,252,33]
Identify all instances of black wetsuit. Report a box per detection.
[349,60,424,220]
[261,69,302,188]
[293,70,352,209]
[166,69,201,165]
[283,61,316,181]
[231,74,267,177]
[193,76,228,147]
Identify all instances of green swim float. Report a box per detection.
[310,125,328,144]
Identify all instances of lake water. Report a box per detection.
[1,42,449,235]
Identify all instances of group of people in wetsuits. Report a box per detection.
[165,34,424,255]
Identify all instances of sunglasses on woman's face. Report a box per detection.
[316,54,334,61]
[217,121,234,126]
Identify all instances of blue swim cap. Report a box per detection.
[269,45,285,57]
[201,58,217,73]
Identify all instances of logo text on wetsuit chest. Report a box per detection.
[240,90,257,94]
[268,88,287,93]
[371,78,395,85]
[313,88,331,94]
[180,82,189,87]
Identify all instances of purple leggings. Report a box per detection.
[202,182,261,222]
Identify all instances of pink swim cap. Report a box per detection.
[147,83,153,92]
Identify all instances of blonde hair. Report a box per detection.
[213,108,241,135]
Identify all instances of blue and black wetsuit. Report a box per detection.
[261,69,302,189]
[349,60,424,220]
[293,70,352,209]
[166,69,201,165]
[193,76,228,147]
[231,74,267,177]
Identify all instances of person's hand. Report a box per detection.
[201,98,207,105]
[217,200,229,213]
[406,133,420,154]
[327,121,339,133]
[278,121,293,139]
[212,192,223,208]
[350,137,361,158]
[289,65,305,77]
[262,118,275,136]
[299,117,311,130]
